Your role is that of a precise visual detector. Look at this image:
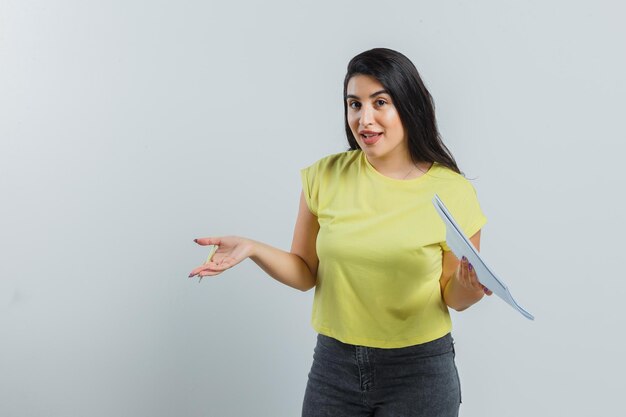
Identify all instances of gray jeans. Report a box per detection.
[302,333,461,417]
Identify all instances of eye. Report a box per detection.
[348,101,361,109]
[375,99,387,107]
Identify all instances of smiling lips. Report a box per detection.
[359,130,383,145]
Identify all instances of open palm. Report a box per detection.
[189,236,253,278]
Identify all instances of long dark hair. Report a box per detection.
[343,48,461,174]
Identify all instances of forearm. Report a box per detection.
[443,272,485,311]
[249,240,317,292]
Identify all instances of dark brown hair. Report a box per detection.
[343,48,461,174]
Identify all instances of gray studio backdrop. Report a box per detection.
[1,1,624,416]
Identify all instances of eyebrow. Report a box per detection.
[345,89,390,100]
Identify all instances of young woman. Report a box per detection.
[189,48,491,417]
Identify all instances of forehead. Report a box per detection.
[346,74,387,96]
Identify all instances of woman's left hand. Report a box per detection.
[455,256,493,296]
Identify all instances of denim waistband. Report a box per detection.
[316,332,454,359]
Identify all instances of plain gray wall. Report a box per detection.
[1,0,625,416]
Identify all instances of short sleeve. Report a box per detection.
[300,164,319,216]
[440,180,487,252]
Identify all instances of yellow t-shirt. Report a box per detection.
[300,150,487,348]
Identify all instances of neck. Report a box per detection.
[365,150,425,180]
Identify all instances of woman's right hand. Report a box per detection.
[188,236,254,278]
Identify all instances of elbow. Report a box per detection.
[292,254,317,292]
[443,294,465,312]
[444,294,471,312]
[449,304,469,312]
[298,278,317,292]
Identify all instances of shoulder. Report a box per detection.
[429,164,487,236]
[302,150,361,174]
[428,163,472,185]
[428,162,466,181]
[300,150,359,214]
[428,163,480,199]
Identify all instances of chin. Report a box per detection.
[360,147,386,160]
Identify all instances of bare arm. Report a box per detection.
[439,230,492,311]
[249,191,319,291]
[189,191,319,292]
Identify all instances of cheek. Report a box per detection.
[347,114,359,130]
[382,111,403,132]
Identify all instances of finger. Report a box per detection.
[455,260,464,287]
[198,269,223,277]
[468,263,482,291]
[460,256,470,287]
[188,262,222,277]
[194,237,221,246]
[453,264,462,287]
[483,286,493,296]
[197,259,234,274]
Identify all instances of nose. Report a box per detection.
[359,104,374,127]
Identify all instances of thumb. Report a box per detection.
[194,237,221,246]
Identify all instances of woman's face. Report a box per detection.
[346,74,407,162]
